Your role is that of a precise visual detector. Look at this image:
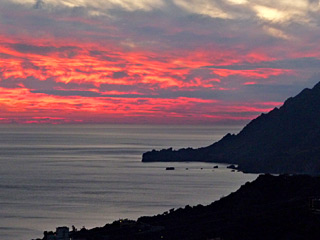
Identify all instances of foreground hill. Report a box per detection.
[57,175,320,240]
[143,82,320,174]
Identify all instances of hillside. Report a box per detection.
[59,175,320,240]
[143,82,320,174]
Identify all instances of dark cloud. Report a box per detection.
[30,89,102,97]
[205,57,320,70]
[112,71,128,79]
[34,0,45,9]
[22,77,96,91]
[29,88,158,98]
[89,51,121,62]
[21,61,40,70]
[9,43,78,56]
[236,83,312,102]
[0,77,24,88]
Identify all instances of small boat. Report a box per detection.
[165,167,175,170]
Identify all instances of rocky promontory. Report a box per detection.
[143,82,320,174]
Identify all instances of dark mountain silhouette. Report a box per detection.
[57,174,320,240]
[142,82,320,174]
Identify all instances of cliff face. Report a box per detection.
[143,82,320,174]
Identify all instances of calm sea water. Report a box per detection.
[0,124,257,240]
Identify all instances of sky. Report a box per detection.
[0,0,320,124]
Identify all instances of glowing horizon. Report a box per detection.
[0,0,319,124]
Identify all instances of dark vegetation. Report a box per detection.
[63,174,320,240]
[143,82,320,174]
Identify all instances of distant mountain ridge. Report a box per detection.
[142,82,320,174]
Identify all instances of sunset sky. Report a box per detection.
[1,0,320,124]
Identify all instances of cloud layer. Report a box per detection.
[0,0,319,124]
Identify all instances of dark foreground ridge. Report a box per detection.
[38,174,320,240]
[143,82,320,174]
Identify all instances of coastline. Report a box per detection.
[35,174,320,240]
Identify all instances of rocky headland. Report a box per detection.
[143,82,320,174]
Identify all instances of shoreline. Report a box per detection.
[34,174,320,240]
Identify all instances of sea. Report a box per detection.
[0,124,258,240]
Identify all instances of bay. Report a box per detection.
[0,124,257,240]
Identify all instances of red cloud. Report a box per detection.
[0,34,301,124]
